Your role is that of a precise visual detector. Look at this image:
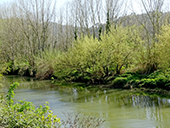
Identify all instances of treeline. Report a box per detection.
[1,0,170,85]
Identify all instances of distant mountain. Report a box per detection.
[49,11,170,46]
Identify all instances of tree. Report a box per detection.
[131,0,165,72]
[106,12,111,34]
[0,3,22,72]
[157,24,170,69]
[0,0,57,75]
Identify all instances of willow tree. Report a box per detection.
[157,25,170,69]
[53,25,142,83]
[132,0,166,72]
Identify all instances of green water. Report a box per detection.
[2,75,170,128]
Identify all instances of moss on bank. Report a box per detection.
[54,69,170,90]
[110,70,170,91]
[51,69,170,98]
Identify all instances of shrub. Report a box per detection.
[35,51,59,79]
[53,25,142,83]
[112,77,128,88]
[0,82,61,128]
[0,82,105,128]
[137,71,170,89]
[157,25,170,69]
[140,78,157,88]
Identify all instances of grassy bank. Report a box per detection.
[52,69,170,97]
[110,70,170,90]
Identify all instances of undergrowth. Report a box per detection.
[111,70,170,90]
[0,82,61,128]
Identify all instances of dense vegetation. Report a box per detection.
[1,0,170,91]
[1,1,170,126]
[0,82,105,127]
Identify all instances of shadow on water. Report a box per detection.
[2,75,170,128]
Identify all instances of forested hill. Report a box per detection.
[49,11,170,46]
[89,11,170,38]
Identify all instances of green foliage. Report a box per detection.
[0,82,61,128]
[1,11,170,91]
[112,77,128,88]
[140,70,170,89]
[6,82,19,106]
[156,24,170,69]
[106,12,111,34]
[109,70,170,90]
[139,77,169,89]
[0,74,2,89]
[13,59,32,76]
[35,51,59,79]
[53,25,142,84]
[0,82,105,128]
[101,25,142,75]
[0,50,11,74]
[54,36,105,83]
[1,57,34,76]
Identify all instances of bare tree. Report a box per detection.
[105,0,125,24]
[16,0,57,53]
[130,0,166,72]
[0,3,22,68]
[89,0,104,38]
[0,0,57,74]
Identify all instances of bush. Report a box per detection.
[0,82,61,128]
[53,25,142,83]
[140,78,157,88]
[133,70,170,89]
[112,77,128,88]
[110,71,170,90]
[35,51,60,79]
[0,82,105,128]
[157,25,170,69]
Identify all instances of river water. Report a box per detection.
[2,75,170,128]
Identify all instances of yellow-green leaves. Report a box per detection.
[0,83,61,127]
[157,25,170,69]
[53,25,143,83]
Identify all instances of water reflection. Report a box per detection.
[2,75,170,128]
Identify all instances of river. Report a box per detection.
[2,75,170,128]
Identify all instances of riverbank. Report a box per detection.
[50,69,170,98]
[2,24,170,94]
[2,65,170,101]
[4,67,170,98]
[109,70,170,90]
[0,77,105,128]
[3,75,170,128]
[54,81,170,99]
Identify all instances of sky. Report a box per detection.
[0,0,151,15]
[0,0,140,15]
[0,0,70,9]
[0,0,169,15]
[0,0,13,3]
